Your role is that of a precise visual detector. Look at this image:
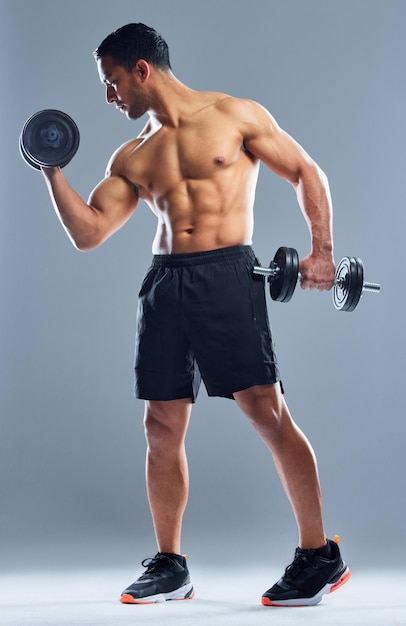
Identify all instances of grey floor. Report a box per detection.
[1,566,405,626]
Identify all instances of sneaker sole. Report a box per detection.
[262,566,351,607]
[120,583,195,604]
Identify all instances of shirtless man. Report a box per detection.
[41,23,350,606]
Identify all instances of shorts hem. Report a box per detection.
[206,378,283,400]
[135,394,197,404]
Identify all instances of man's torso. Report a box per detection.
[112,93,261,253]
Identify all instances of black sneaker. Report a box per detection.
[262,536,350,607]
[120,552,194,604]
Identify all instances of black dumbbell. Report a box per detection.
[19,109,80,170]
[253,247,381,311]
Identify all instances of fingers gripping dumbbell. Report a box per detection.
[253,247,381,312]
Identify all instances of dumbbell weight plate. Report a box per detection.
[19,134,42,170]
[333,256,364,311]
[270,247,299,302]
[19,109,80,170]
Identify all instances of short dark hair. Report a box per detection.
[93,23,171,72]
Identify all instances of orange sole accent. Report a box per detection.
[120,594,155,605]
[261,597,306,607]
[120,590,195,604]
[330,568,351,593]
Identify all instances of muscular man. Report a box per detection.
[41,23,350,607]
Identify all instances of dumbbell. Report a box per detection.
[19,109,80,170]
[253,247,381,312]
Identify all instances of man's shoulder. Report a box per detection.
[207,93,267,119]
[186,90,266,126]
[106,119,154,173]
[105,137,143,175]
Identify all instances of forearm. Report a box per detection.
[294,163,334,259]
[42,167,101,251]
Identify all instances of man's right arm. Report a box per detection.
[41,166,139,251]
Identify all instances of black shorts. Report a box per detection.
[134,245,281,401]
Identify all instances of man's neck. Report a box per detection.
[147,71,198,127]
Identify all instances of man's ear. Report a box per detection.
[132,59,151,82]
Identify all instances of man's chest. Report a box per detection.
[124,120,244,193]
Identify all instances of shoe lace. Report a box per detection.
[284,550,319,581]
[139,555,171,579]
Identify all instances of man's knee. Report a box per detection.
[143,399,192,449]
[234,383,286,421]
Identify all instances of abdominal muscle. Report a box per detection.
[152,213,253,254]
[147,170,257,255]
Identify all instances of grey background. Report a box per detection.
[1,0,404,574]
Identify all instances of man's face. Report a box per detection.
[97,55,149,120]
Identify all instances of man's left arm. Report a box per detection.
[242,100,335,290]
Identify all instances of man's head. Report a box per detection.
[93,23,171,72]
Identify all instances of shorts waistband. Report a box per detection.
[151,245,256,268]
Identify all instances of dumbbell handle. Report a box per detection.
[357,281,381,293]
[253,263,280,279]
[253,264,381,293]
